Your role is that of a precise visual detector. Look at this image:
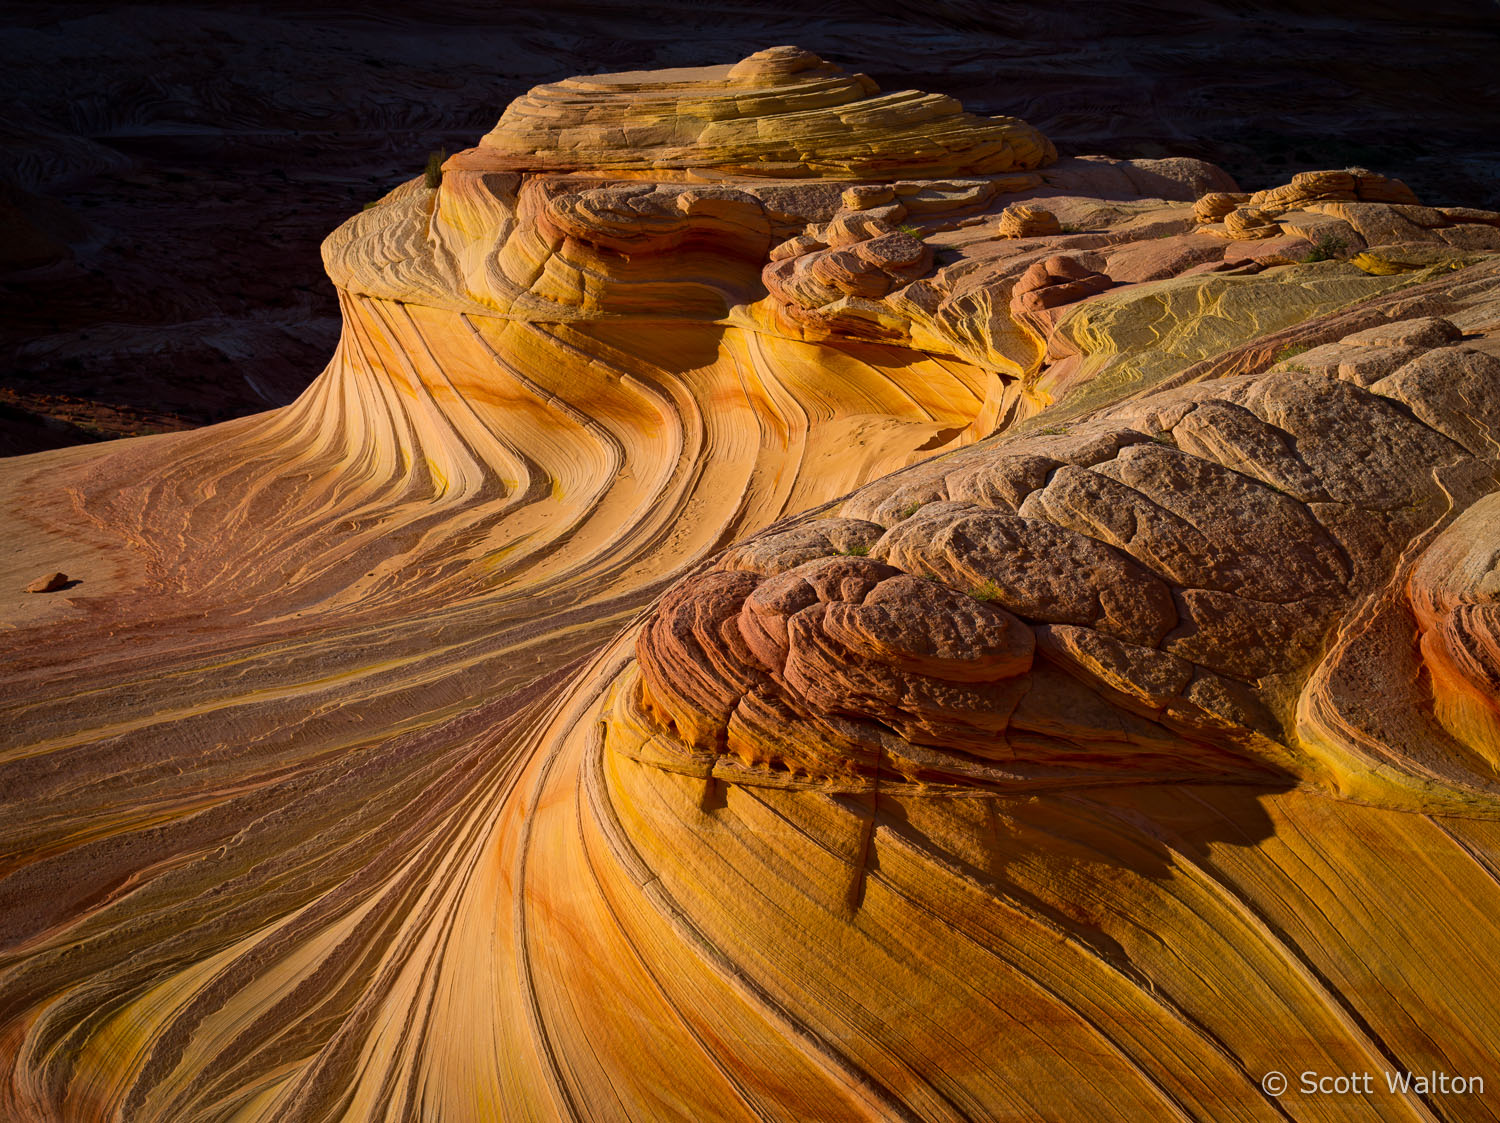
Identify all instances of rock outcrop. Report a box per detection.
[8,0,1498,452]
[478,46,1055,179]
[4,48,1500,1123]
[627,339,1500,809]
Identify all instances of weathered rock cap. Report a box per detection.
[478,47,1056,179]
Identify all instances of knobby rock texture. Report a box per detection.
[4,47,1500,1122]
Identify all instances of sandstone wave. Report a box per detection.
[4,49,1500,1122]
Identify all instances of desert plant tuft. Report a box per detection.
[838,542,871,557]
[1300,234,1348,263]
[968,578,1004,602]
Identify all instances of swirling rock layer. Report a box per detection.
[5,49,1500,1123]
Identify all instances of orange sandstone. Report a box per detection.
[2,48,1500,1123]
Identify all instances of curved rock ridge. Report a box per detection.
[5,49,1500,1123]
[477,46,1056,179]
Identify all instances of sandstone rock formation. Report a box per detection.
[996,203,1062,238]
[479,46,1055,179]
[4,48,1500,1123]
[8,0,1499,452]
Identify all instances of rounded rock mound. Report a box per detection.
[477,45,1056,179]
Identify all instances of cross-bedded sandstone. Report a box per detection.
[5,46,1500,1123]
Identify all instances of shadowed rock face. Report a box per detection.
[5,46,1500,1123]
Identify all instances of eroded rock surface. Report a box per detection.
[4,46,1500,1123]
[479,46,1055,179]
[629,343,1500,810]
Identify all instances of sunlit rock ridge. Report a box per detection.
[4,47,1500,1122]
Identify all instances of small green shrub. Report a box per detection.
[1274,343,1310,362]
[900,501,926,519]
[1300,234,1348,263]
[897,223,924,238]
[424,149,446,189]
[969,578,1004,602]
[1036,423,1070,436]
[839,542,871,557]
